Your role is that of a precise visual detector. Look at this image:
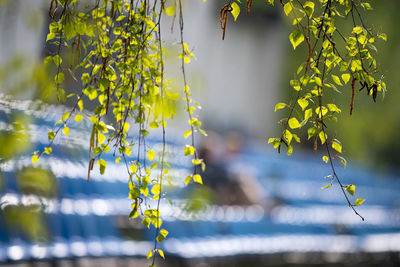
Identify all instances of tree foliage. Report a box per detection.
[30,0,386,264]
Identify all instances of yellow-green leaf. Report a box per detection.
[44,147,52,155]
[150,121,159,129]
[147,150,155,161]
[62,112,70,121]
[158,249,165,259]
[184,175,192,185]
[319,131,327,144]
[342,73,351,84]
[284,2,293,16]
[289,30,304,50]
[32,154,39,164]
[63,126,70,136]
[287,145,293,156]
[184,130,192,139]
[352,26,363,35]
[297,98,309,111]
[321,184,332,189]
[183,146,195,156]
[288,118,301,129]
[322,155,329,163]
[74,114,83,122]
[193,174,203,184]
[332,141,342,153]
[331,75,342,86]
[97,158,107,175]
[304,108,313,120]
[165,6,175,16]
[146,249,153,259]
[274,102,286,112]
[345,184,355,196]
[231,2,240,21]
[354,198,365,206]
[130,164,137,173]
[314,77,322,86]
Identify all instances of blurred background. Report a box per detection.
[1,0,400,266]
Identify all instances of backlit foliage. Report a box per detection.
[31,0,386,263]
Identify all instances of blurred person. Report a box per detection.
[199,131,266,206]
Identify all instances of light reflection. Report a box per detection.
[31,245,47,259]
[7,245,24,261]
[70,241,87,257]
[52,242,69,258]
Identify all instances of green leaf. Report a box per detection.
[147,150,155,161]
[231,2,240,21]
[304,108,312,121]
[193,174,203,184]
[286,145,293,156]
[53,55,62,67]
[354,198,365,206]
[378,33,387,41]
[166,6,175,16]
[345,184,355,196]
[62,112,70,121]
[288,118,301,129]
[184,175,192,185]
[55,73,64,84]
[98,158,107,175]
[332,141,342,153]
[142,217,151,229]
[319,131,327,144]
[149,121,159,129]
[150,162,158,169]
[184,130,192,138]
[297,98,309,110]
[46,32,56,42]
[314,77,322,87]
[32,154,39,164]
[83,86,97,100]
[151,184,161,196]
[183,145,195,156]
[327,104,341,113]
[289,30,304,50]
[337,155,347,168]
[160,229,169,237]
[48,130,55,141]
[81,73,90,85]
[268,138,281,149]
[283,129,292,144]
[158,249,165,259]
[130,164,137,173]
[321,184,332,189]
[156,235,165,243]
[44,147,52,155]
[307,127,318,139]
[283,2,292,16]
[303,1,315,18]
[74,114,83,122]
[78,100,84,111]
[63,126,70,136]
[290,80,301,91]
[331,75,342,86]
[342,73,351,84]
[274,102,286,112]
[146,249,153,259]
[352,26,364,35]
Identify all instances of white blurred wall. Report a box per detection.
[0,0,285,139]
